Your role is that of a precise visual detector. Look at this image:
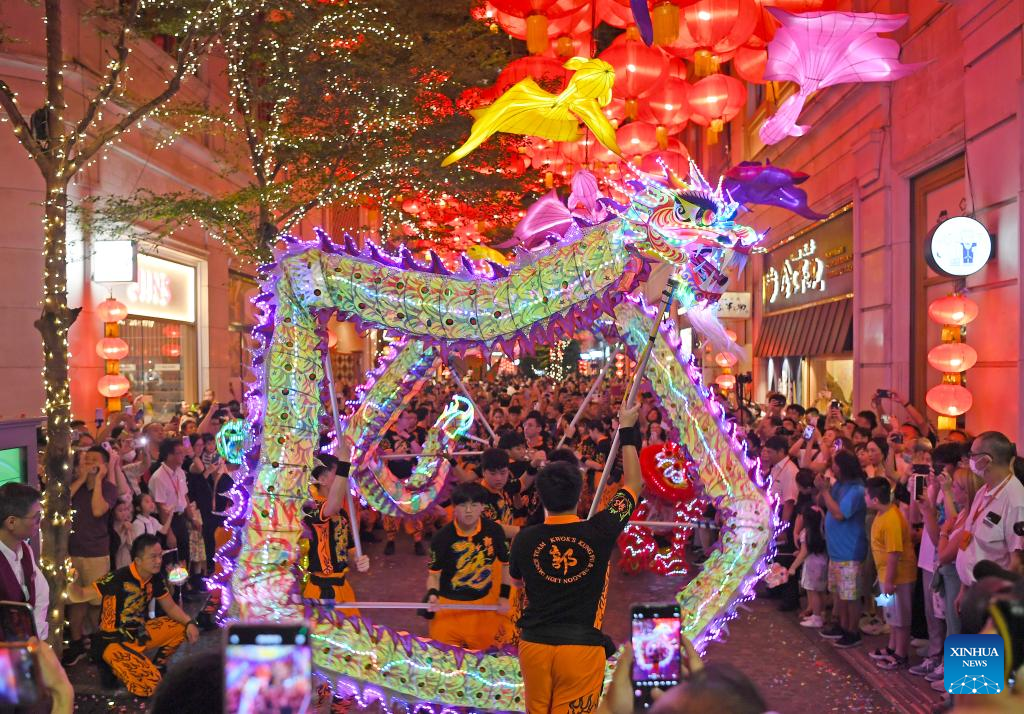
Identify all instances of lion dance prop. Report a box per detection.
[210,162,778,712]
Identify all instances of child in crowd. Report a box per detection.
[865,477,917,670]
[788,505,828,628]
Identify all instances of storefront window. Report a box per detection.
[119,317,198,420]
[107,254,199,421]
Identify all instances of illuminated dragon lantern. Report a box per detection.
[211,162,777,712]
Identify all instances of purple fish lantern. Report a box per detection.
[760,10,923,146]
[723,160,826,220]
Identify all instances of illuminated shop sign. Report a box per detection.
[927,216,992,277]
[762,209,853,312]
[108,255,196,323]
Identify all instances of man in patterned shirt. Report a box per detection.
[510,404,643,714]
[77,534,198,697]
[425,482,511,649]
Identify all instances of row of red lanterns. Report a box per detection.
[924,294,978,426]
[96,297,131,403]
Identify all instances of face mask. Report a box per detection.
[122,449,137,463]
[969,457,987,476]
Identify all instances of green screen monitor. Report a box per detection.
[0,447,27,487]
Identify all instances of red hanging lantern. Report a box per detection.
[96,297,128,323]
[688,73,746,143]
[97,374,130,399]
[95,337,129,361]
[927,343,978,373]
[599,28,670,116]
[489,0,585,54]
[732,45,767,84]
[715,373,737,390]
[677,0,759,76]
[617,121,660,157]
[640,148,691,177]
[639,77,692,141]
[928,294,979,326]
[925,384,973,417]
[714,351,738,368]
[596,0,636,28]
[493,55,571,94]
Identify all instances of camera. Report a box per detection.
[735,372,753,385]
[1014,520,1024,537]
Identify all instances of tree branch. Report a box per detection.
[68,0,140,157]
[0,79,45,167]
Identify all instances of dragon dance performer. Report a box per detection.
[301,439,369,616]
[74,534,198,697]
[510,404,643,714]
[425,482,512,650]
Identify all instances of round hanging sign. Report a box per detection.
[926,216,992,277]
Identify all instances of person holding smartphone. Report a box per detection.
[509,403,643,714]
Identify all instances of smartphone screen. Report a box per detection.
[183,436,191,449]
[0,644,40,707]
[802,425,814,440]
[225,623,311,714]
[0,601,36,642]
[631,604,682,709]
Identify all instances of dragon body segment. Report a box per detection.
[219,165,775,711]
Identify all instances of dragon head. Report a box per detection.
[614,160,761,311]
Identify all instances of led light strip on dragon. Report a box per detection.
[211,164,778,712]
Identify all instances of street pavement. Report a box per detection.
[70,531,941,713]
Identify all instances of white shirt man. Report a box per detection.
[954,472,1024,586]
[150,461,188,515]
[0,484,50,639]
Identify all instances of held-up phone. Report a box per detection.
[225,622,311,714]
[631,603,682,710]
[876,389,892,399]
[912,464,929,500]
[802,425,815,440]
[0,602,41,708]
[182,435,191,449]
[0,601,36,642]
[880,414,891,426]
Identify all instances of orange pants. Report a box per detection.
[383,515,423,541]
[101,616,186,697]
[303,578,360,618]
[429,598,501,650]
[518,641,607,714]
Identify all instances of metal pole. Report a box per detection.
[379,450,483,460]
[627,520,720,530]
[314,601,501,611]
[323,351,363,559]
[449,365,498,442]
[588,278,678,518]
[556,356,614,449]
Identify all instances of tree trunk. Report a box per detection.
[34,179,78,650]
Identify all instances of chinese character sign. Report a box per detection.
[764,239,826,304]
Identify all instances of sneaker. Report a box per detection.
[868,647,896,660]
[925,663,945,682]
[800,615,824,628]
[383,540,396,556]
[930,678,947,692]
[910,637,929,648]
[833,632,862,649]
[413,540,426,556]
[819,624,845,639]
[876,654,909,671]
[60,639,87,667]
[909,656,941,677]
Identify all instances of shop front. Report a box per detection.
[107,254,200,420]
[754,207,854,409]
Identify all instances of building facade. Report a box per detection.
[704,0,1023,438]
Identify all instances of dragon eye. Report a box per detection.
[699,208,717,225]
